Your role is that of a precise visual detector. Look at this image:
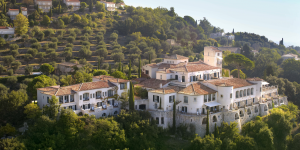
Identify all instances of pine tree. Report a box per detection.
[128,60,131,79]
[49,7,53,17]
[149,54,151,64]
[138,56,141,78]
[19,7,22,14]
[108,64,111,75]
[206,109,210,135]
[212,27,216,33]
[280,38,284,45]
[129,81,134,111]
[118,60,121,71]
[59,5,62,14]
[173,98,176,132]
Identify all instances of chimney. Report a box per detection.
[159,83,162,88]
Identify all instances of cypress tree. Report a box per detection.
[173,98,176,132]
[49,7,53,17]
[108,64,111,75]
[122,65,123,72]
[129,81,134,111]
[214,123,219,138]
[98,59,100,69]
[19,7,22,14]
[206,109,210,135]
[149,54,151,64]
[89,0,93,12]
[272,99,274,108]
[118,60,121,71]
[3,4,6,14]
[138,56,141,78]
[128,60,131,79]
[36,4,39,11]
[214,42,218,47]
[59,5,62,14]
[232,28,234,34]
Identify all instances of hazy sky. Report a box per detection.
[125,0,300,47]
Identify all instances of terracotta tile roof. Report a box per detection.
[132,78,147,84]
[246,78,263,81]
[56,88,76,96]
[178,82,217,95]
[146,63,159,68]
[149,86,183,94]
[0,26,9,29]
[204,78,254,89]
[79,81,116,91]
[156,69,173,74]
[66,0,80,2]
[93,75,129,83]
[9,7,27,11]
[171,61,220,72]
[135,79,171,89]
[209,46,222,52]
[165,54,189,60]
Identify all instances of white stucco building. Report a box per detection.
[7,7,27,20]
[63,0,80,11]
[0,26,15,39]
[115,2,125,9]
[100,1,115,11]
[35,0,52,12]
[210,32,235,40]
[281,53,299,61]
[37,76,130,118]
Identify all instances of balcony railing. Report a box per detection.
[70,99,74,102]
[262,85,278,91]
[83,97,89,101]
[96,95,102,99]
[59,100,63,104]
[64,100,69,103]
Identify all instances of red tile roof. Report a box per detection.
[93,75,129,83]
[209,46,222,52]
[171,61,220,72]
[135,79,171,89]
[149,86,183,94]
[247,78,263,81]
[204,78,254,89]
[66,0,80,2]
[79,81,116,91]
[165,54,189,60]
[178,82,217,95]
[0,26,9,29]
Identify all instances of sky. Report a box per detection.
[125,0,300,47]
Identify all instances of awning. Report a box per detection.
[204,101,221,107]
[262,81,269,85]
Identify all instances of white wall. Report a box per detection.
[163,58,188,64]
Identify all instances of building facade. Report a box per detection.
[35,0,52,12]
[64,0,80,11]
[0,26,15,39]
[7,7,27,20]
[281,53,299,61]
[37,77,130,118]
[100,1,115,11]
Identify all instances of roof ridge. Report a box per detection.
[54,88,59,96]
[78,83,83,91]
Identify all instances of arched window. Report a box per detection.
[251,88,254,95]
[236,91,239,98]
[247,89,250,95]
[247,108,251,115]
[235,113,239,120]
[213,116,217,122]
[240,90,243,97]
[264,105,268,111]
[240,110,244,117]
[243,89,246,96]
[255,106,258,113]
[202,118,207,124]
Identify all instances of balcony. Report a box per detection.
[96,95,102,99]
[235,117,239,120]
[70,98,74,102]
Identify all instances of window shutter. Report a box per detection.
[88,104,90,109]
[153,95,155,102]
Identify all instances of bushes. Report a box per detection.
[67,36,75,43]
[31,43,41,50]
[48,42,57,49]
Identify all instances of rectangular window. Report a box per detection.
[160,75,162,79]
[251,88,254,95]
[170,75,172,79]
[47,97,49,103]
[184,96,188,103]
[156,117,159,124]
[194,98,196,102]
[161,117,164,124]
[204,95,208,102]
[253,98,255,103]
[193,76,196,81]
[247,89,250,96]
[120,83,125,89]
[190,76,193,82]
[153,95,159,102]
[236,91,239,98]
[146,70,149,74]
[182,76,185,82]
[240,91,243,97]
[243,90,246,96]
[230,93,232,98]
[169,95,174,103]
[90,94,92,98]
[93,93,95,98]
[108,90,113,97]
[246,100,248,105]
[80,95,82,100]
[208,94,212,102]
[212,94,215,101]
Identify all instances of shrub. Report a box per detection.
[51,37,58,43]
[31,42,42,50]
[67,36,75,43]
[48,42,57,49]
[30,38,38,44]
